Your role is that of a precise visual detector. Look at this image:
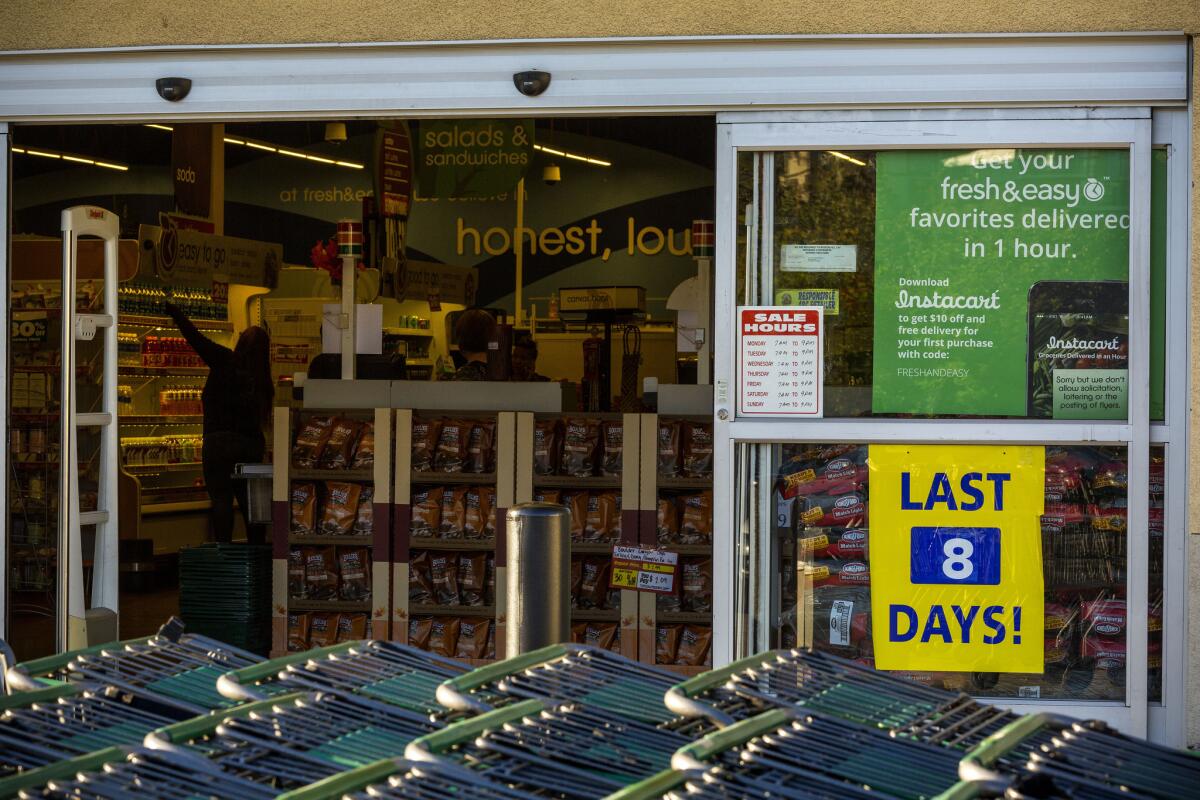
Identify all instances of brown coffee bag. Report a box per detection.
[466,422,495,474]
[485,553,496,606]
[481,487,497,538]
[579,557,612,609]
[682,557,713,613]
[290,482,318,535]
[433,419,469,473]
[430,551,459,605]
[320,418,362,469]
[409,616,433,650]
[429,617,461,657]
[411,418,441,472]
[410,486,444,537]
[338,547,371,601]
[584,621,618,652]
[598,492,620,542]
[571,557,583,608]
[305,546,337,600]
[455,617,492,659]
[293,415,334,468]
[308,612,337,648]
[571,621,588,643]
[600,421,623,476]
[353,486,374,536]
[459,552,488,606]
[335,613,367,643]
[583,493,605,542]
[561,418,600,477]
[657,496,679,544]
[321,481,362,536]
[288,548,306,598]
[680,491,713,544]
[533,419,560,476]
[351,422,374,469]
[287,612,310,652]
[681,422,714,478]
[439,486,468,538]
[676,625,713,666]
[409,551,435,603]
[656,624,682,664]
[463,487,492,539]
[564,492,588,542]
[533,489,561,505]
[657,420,680,477]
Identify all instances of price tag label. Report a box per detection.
[609,546,680,595]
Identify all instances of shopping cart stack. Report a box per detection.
[275,757,538,800]
[666,648,1024,749]
[178,542,272,654]
[137,689,446,792]
[436,642,681,724]
[943,712,1200,800]
[4,617,263,713]
[610,706,964,800]
[217,639,469,714]
[0,683,199,783]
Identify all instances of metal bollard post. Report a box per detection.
[506,503,571,656]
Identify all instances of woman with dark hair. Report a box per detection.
[164,300,273,544]
[444,308,496,381]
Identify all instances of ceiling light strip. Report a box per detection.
[533,143,610,167]
[826,150,867,167]
[12,144,129,171]
[145,123,362,170]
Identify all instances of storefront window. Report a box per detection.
[738,442,1135,701]
[739,148,1136,420]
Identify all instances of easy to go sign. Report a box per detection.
[868,444,1046,673]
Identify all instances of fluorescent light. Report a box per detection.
[223,137,245,145]
[11,146,25,153]
[146,123,365,170]
[26,149,60,159]
[145,124,174,132]
[335,161,365,169]
[13,145,129,171]
[277,148,308,159]
[534,142,611,167]
[245,141,276,152]
[94,161,130,172]
[305,154,336,164]
[826,150,867,167]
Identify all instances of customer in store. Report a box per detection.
[444,308,495,381]
[511,334,550,382]
[163,299,273,544]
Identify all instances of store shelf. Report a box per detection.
[119,415,204,425]
[410,536,496,550]
[656,611,713,624]
[12,460,60,469]
[533,475,621,488]
[287,599,373,613]
[384,329,434,338]
[409,604,496,616]
[664,543,713,556]
[569,608,621,621]
[657,476,713,490]
[410,471,497,485]
[11,412,60,420]
[121,314,232,331]
[290,468,374,481]
[123,461,204,472]
[119,366,209,377]
[570,542,619,554]
[290,534,374,546]
[143,500,210,515]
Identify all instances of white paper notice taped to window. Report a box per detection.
[829,599,853,646]
[737,306,823,417]
[781,244,857,273]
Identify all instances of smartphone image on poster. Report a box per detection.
[1027,281,1128,419]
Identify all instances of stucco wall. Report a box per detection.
[0,1,1197,49]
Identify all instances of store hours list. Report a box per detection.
[737,306,824,416]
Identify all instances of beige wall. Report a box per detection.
[4,0,1199,746]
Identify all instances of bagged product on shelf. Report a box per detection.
[656,577,682,613]
[799,492,867,528]
[293,415,334,468]
[578,557,611,609]
[411,418,442,472]
[335,612,368,643]
[1081,598,1126,638]
[1091,459,1128,495]
[459,552,488,606]
[600,420,623,477]
[287,612,311,652]
[351,422,374,469]
[304,546,338,600]
[779,446,867,499]
[607,493,622,541]
[410,486,444,536]
[456,617,492,659]
[408,551,436,603]
[570,557,583,607]
[808,559,872,589]
[656,624,682,664]
[308,613,338,648]
[564,492,588,541]
[1080,634,1127,671]
[1044,633,1074,668]
[482,487,498,537]
[561,417,600,477]
[1045,601,1078,633]
[353,486,374,535]
[320,418,362,469]
[798,528,869,560]
[676,625,713,666]
[290,482,318,535]
[657,420,681,477]
[485,553,496,606]
[533,418,561,475]
[440,486,469,538]
[434,419,470,473]
[533,489,561,505]
[466,421,495,473]
[811,588,872,655]
[583,493,606,542]
[429,617,461,657]
[679,491,713,544]
[681,557,713,613]
[570,622,588,643]
[657,496,679,544]
[288,548,306,598]
[463,486,492,539]
[584,622,619,652]
[430,551,460,605]
[408,616,433,650]
[338,547,371,601]
[321,481,363,535]
[681,421,714,478]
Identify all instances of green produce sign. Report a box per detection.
[416,119,533,199]
[872,149,1130,417]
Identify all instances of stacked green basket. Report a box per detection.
[179,543,272,654]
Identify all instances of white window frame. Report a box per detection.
[711,111,1154,736]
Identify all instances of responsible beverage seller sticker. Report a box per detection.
[868,444,1045,673]
[737,306,824,416]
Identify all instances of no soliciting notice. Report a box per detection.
[738,306,824,416]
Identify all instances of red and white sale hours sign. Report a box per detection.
[738,306,824,416]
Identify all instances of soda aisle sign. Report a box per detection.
[868,444,1045,673]
[737,306,823,416]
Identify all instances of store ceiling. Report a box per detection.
[10,116,715,179]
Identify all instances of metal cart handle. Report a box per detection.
[602,767,690,800]
[663,649,780,725]
[0,681,82,710]
[956,712,1075,786]
[670,708,791,772]
[435,643,571,713]
[143,691,310,750]
[274,757,405,800]
[0,745,127,799]
[5,634,156,691]
[217,642,359,701]
[405,698,547,760]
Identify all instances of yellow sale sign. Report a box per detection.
[868,444,1045,673]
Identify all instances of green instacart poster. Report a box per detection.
[872,149,1130,417]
